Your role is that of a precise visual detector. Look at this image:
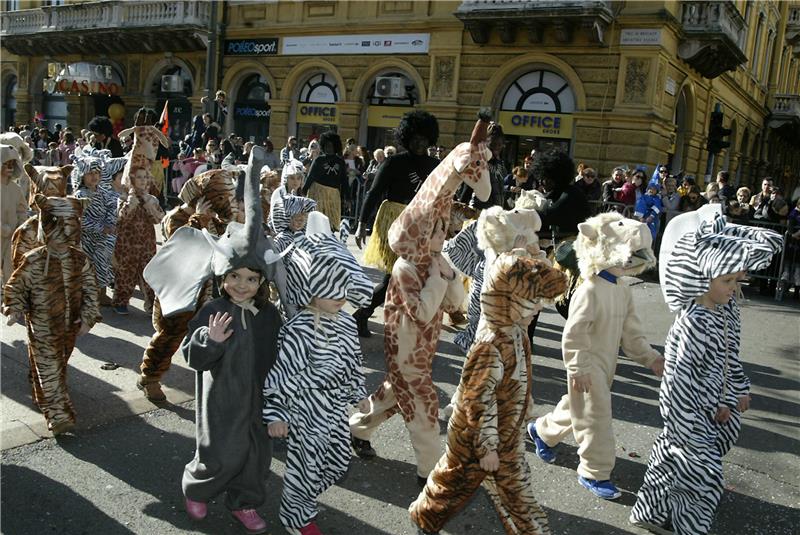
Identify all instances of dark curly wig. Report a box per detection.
[531,149,575,191]
[88,116,113,138]
[319,130,342,155]
[395,110,439,150]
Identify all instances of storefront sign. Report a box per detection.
[498,111,573,139]
[282,33,429,55]
[297,104,338,125]
[45,61,123,96]
[224,38,279,56]
[234,104,271,119]
[620,29,662,46]
[367,105,412,128]
[54,79,121,96]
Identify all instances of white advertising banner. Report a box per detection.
[282,33,430,55]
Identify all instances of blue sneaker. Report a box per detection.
[112,305,129,315]
[526,422,556,463]
[578,475,622,500]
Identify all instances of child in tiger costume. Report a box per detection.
[410,251,567,535]
[3,194,101,435]
[135,168,240,402]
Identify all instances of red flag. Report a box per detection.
[159,100,169,168]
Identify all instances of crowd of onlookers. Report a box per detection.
[4,110,798,301]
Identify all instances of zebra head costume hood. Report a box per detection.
[660,211,783,312]
[281,159,305,187]
[69,147,110,190]
[288,211,372,309]
[144,146,283,317]
[279,195,317,231]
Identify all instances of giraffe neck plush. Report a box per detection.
[388,114,493,266]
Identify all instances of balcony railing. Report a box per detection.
[1,0,209,34]
[1,1,210,55]
[787,7,800,59]
[455,1,614,46]
[770,94,800,121]
[677,1,747,79]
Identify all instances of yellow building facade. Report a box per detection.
[2,0,799,190]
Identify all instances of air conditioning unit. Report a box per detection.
[374,76,405,98]
[161,74,184,93]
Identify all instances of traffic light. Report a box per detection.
[706,110,732,154]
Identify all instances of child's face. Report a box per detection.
[704,270,746,306]
[665,179,677,193]
[286,174,302,193]
[132,170,148,191]
[737,190,750,203]
[223,267,262,302]
[429,220,447,253]
[312,296,346,314]
[633,175,643,186]
[83,169,101,189]
[289,212,308,231]
[1,160,15,181]
[646,186,658,196]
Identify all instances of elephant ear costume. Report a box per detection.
[144,146,287,317]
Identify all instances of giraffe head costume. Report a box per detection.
[388,112,493,266]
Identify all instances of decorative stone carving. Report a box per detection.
[623,58,650,104]
[655,61,666,107]
[432,56,455,99]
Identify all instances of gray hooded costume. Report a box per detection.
[145,146,283,510]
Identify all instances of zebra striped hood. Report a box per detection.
[662,214,783,312]
[69,147,110,190]
[289,212,372,308]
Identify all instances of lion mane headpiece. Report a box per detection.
[575,211,656,277]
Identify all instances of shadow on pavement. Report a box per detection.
[1,464,137,535]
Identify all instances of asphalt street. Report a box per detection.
[1,245,799,534]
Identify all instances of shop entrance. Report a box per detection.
[234,74,271,144]
[294,72,339,147]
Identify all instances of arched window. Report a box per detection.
[234,74,271,144]
[299,72,339,103]
[501,70,576,113]
[2,74,17,130]
[366,71,418,106]
[751,14,765,76]
[761,30,775,83]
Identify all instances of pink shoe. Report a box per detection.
[231,508,267,534]
[185,497,207,521]
[298,521,323,535]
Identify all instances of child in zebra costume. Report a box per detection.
[264,211,373,535]
[629,212,782,535]
[528,211,665,501]
[144,146,284,534]
[70,147,118,305]
[269,159,305,235]
[272,195,317,254]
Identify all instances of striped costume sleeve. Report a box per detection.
[263,324,309,424]
[461,341,503,458]
[78,254,101,327]
[443,221,482,277]
[2,254,33,315]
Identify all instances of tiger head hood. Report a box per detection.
[25,163,71,199]
[480,251,567,328]
[661,212,783,312]
[178,168,239,223]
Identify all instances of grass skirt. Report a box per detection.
[363,200,406,273]
[308,182,341,231]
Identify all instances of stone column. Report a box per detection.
[267,98,291,147]
[336,102,364,146]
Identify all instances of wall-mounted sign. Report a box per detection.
[282,33,429,55]
[620,29,662,46]
[224,38,279,56]
[297,104,338,125]
[234,104,271,119]
[665,76,677,96]
[43,61,123,96]
[498,111,574,139]
[367,105,412,129]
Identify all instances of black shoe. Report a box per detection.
[353,309,372,338]
[417,475,428,488]
[417,528,439,535]
[351,436,377,458]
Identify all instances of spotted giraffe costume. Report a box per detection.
[410,252,567,535]
[630,213,782,535]
[116,125,170,197]
[2,194,101,434]
[349,115,493,479]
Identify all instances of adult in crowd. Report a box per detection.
[260,139,280,170]
[536,149,590,238]
[750,177,773,209]
[575,166,601,203]
[364,148,386,191]
[301,130,349,230]
[601,167,626,204]
[661,176,681,224]
[280,136,300,166]
[88,116,123,157]
[352,110,440,338]
[716,171,736,202]
[679,184,706,212]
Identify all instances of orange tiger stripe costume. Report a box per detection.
[3,194,101,434]
[410,252,566,535]
[11,164,71,271]
[137,170,236,394]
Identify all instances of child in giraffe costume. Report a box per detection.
[410,251,567,535]
[3,194,101,435]
[349,114,493,484]
[111,166,165,314]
